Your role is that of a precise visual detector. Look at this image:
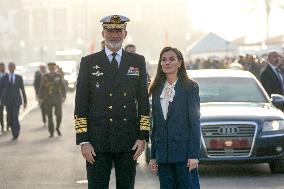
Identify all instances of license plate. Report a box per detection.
[209,139,248,149]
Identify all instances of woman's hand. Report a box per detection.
[150,159,158,173]
[187,159,199,171]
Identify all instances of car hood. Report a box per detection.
[200,102,284,120]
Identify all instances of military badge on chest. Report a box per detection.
[127,67,139,76]
[92,64,103,88]
[92,65,104,77]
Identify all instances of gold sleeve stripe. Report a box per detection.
[140,115,150,131]
[74,115,87,133]
[76,128,87,134]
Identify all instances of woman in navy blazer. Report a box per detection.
[149,47,201,189]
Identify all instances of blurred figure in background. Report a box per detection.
[260,51,283,97]
[2,62,27,140]
[125,44,136,53]
[39,62,66,138]
[0,62,8,132]
[33,64,47,127]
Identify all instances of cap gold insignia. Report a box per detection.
[110,15,121,24]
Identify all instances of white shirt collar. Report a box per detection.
[160,79,178,102]
[104,46,123,58]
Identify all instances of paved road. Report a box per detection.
[0,90,284,189]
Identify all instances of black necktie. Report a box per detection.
[111,53,118,73]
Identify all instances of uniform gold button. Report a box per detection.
[123,118,127,122]
[123,105,126,109]
[110,93,113,96]
[109,106,112,109]
[109,118,113,122]
[123,92,127,96]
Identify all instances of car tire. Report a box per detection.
[269,160,284,174]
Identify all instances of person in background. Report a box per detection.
[33,64,47,127]
[149,47,201,189]
[0,62,8,132]
[125,44,136,53]
[39,62,66,137]
[74,15,150,189]
[260,51,283,97]
[2,62,27,140]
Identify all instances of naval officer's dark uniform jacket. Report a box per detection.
[74,49,150,153]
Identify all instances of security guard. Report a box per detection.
[74,15,150,189]
[39,62,66,137]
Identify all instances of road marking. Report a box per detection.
[76,180,88,184]
[19,101,38,121]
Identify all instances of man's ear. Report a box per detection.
[124,30,128,39]
[101,30,105,38]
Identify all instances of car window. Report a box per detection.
[193,77,267,103]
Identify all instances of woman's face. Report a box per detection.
[161,50,181,75]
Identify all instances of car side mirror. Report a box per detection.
[271,94,284,108]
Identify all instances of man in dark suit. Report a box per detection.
[260,51,283,97]
[0,62,8,132]
[33,64,47,126]
[2,62,27,140]
[74,15,150,189]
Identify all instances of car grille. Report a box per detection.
[201,122,257,157]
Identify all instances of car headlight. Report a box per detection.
[262,120,284,132]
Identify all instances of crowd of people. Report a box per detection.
[0,61,66,139]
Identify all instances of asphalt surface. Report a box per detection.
[0,88,284,189]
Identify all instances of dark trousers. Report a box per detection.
[45,102,62,135]
[40,102,46,124]
[86,151,136,189]
[6,104,20,139]
[0,104,4,130]
[158,163,200,189]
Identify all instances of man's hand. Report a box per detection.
[81,143,96,164]
[132,140,145,160]
[149,159,158,173]
[187,159,199,172]
[23,103,27,109]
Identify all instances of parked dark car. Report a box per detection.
[146,69,284,173]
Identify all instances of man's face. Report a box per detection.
[48,65,56,73]
[8,63,15,73]
[0,64,5,72]
[39,65,46,73]
[268,52,280,66]
[102,28,127,51]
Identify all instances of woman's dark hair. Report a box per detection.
[149,46,191,95]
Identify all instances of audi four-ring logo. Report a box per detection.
[218,126,239,135]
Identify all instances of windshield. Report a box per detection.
[193,77,268,103]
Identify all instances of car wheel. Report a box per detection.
[269,160,284,174]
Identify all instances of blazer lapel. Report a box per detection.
[95,50,113,91]
[156,84,166,122]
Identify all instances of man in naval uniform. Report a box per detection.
[74,15,150,189]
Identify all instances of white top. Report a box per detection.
[104,46,123,66]
[160,80,178,120]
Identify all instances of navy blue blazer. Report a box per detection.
[150,79,201,163]
[2,74,27,107]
